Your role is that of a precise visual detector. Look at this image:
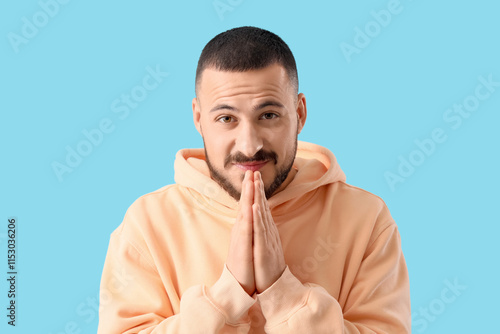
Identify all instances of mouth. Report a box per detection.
[233,160,269,172]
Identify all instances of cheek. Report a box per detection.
[270,127,296,155]
[203,128,233,167]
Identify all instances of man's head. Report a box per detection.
[195,26,299,96]
[192,26,307,200]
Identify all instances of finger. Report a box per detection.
[257,172,283,249]
[253,171,263,208]
[231,171,254,265]
[253,173,269,238]
[259,172,269,207]
[239,170,251,201]
[240,170,254,221]
[254,172,271,232]
[252,202,267,246]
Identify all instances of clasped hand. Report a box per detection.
[226,170,286,295]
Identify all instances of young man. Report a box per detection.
[98,26,411,333]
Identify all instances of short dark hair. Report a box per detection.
[195,26,298,95]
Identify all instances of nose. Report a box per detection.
[235,120,263,158]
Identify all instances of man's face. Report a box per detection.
[192,63,307,200]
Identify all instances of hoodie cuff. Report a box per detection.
[207,264,257,324]
[256,266,310,324]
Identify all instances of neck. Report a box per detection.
[271,166,298,197]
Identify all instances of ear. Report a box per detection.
[192,97,202,135]
[296,93,307,134]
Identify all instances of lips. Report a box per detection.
[234,160,268,172]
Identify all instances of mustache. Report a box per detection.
[224,149,278,168]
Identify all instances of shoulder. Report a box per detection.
[122,183,197,218]
[111,183,191,248]
[323,181,396,235]
[327,181,388,211]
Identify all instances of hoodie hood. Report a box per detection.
[174,141,346,215]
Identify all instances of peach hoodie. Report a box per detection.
[98,141,411,333]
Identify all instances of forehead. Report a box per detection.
[197,64,294,104]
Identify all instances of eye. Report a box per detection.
[216,115,234,123]
[261,113,279,120]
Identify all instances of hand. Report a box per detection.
[226,170,256,295]
[252,171,286,293]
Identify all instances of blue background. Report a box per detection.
[1,0,499,333]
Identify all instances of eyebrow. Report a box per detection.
[209,100,285,113]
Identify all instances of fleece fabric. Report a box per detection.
[98,141,411,333]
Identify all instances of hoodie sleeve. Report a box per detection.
[97,229,256,334]
[256,223,411,333]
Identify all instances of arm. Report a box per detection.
[246,171,410,332]
[97,226,256,333]
[257,223,411,333]
[99,171,263,333]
